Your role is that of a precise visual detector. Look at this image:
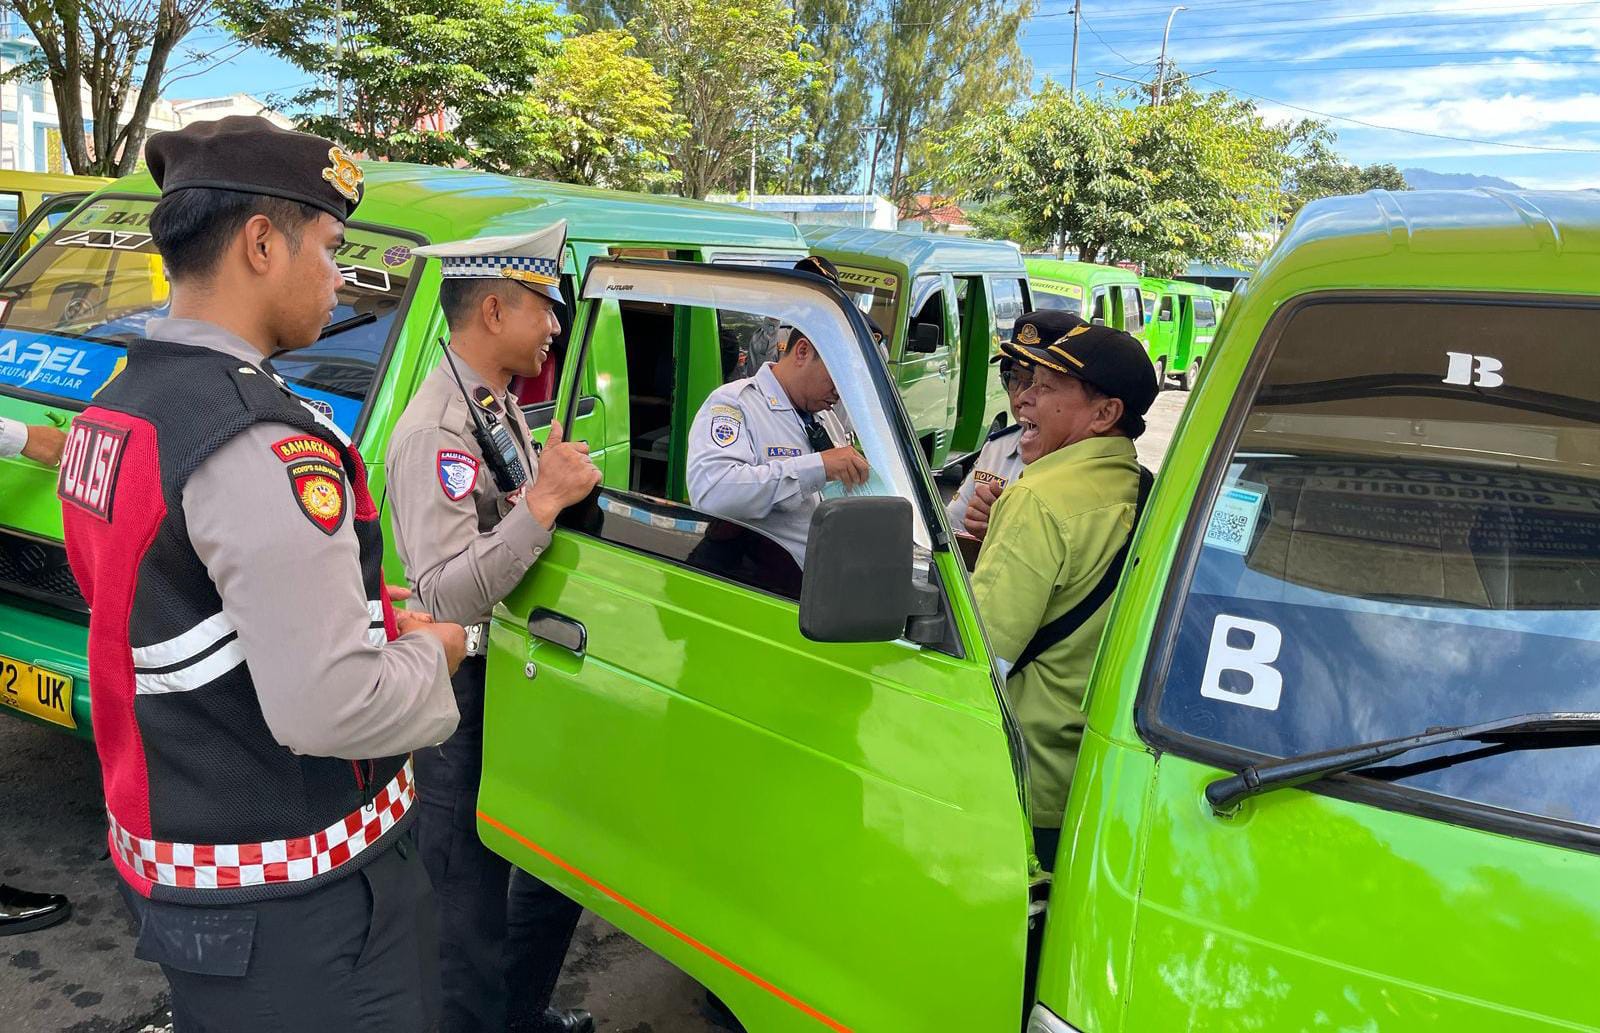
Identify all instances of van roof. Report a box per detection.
[803,225,1025,275]
[1027,257,1140,287]
[1255,189,1600,300]
[0,170,113,196]
[98,162,809,251]
[1140,276,1212,297]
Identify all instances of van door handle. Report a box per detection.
[528,608,586,655]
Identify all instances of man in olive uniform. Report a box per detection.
[58,116,466,1032]
[385,223,601,1033]
[971,312,1156,872]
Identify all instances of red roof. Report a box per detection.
[900,194,968,226]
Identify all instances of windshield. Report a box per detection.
[834,264,899,342]
[1032,280,1084,317]
[0,195,420,436]
[1151,297,1600,833]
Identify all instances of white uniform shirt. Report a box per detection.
[946,424,1024,527]
[686,363,846,564]
[0,416,27,458]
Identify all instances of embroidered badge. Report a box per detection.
[766,446,803,458]
[286,458,346,535]
[437,449,479,501]
[270,435,339,465]
[710,414,740,448]
[1016,323,1041,345]
[321,146,364,203]
[57,417,129,521]
[973,470,1007,487]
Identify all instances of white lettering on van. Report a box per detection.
[1443,351,1503,388]
[1199,615,1283,711]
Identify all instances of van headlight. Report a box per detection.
[1027,1004,1084,1033]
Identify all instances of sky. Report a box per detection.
[167,0,1600,190]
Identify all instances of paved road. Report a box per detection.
[0,388,1194,1033]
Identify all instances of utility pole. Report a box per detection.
[1070,2,1081,101]
[1154,5,1186,107]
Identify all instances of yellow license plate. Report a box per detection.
[0,654,75,730]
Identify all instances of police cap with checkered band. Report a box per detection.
[146,115,365,221]
[411,221,568,305]
[1002,310,1158,437]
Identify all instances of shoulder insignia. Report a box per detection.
[437,449,480,501]
[270,434,340,465]
[710,412,741,448]
[709,404,743,421]
[286,457,346,535]
[987,422,1022,443]
[471,386,504,416]
[57,417,129,522]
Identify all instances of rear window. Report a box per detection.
[1147,297,1600,837]
[0,195,420,436]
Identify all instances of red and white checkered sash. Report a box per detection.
[109,759,414,889]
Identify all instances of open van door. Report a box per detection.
[478,259,1030,1033]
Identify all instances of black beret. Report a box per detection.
[1003,312,1158,437]
[147,116,364,221]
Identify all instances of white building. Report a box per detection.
[706,194,900,231]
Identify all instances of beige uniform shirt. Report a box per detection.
[152,317,457,761]
[385,356,551,627]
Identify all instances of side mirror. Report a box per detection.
[907,321,942,353]
[800,497,938,642]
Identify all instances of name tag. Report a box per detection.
[974,470,1007,487]
[766,446,803,458]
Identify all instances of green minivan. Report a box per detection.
[474,188,1600,1032]
[0,163,809,734]
[803,225,1031,465]
[1026,257,1147,339]
[1139,275,1219,389]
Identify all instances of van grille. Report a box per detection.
[0,529,87,616]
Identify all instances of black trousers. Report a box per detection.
[416,657,583,1033]
[117,832,440,1033]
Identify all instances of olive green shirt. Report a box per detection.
[971,434,1140,829]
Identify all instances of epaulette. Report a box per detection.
[986,422,1023,443]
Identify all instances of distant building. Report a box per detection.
[898,195,974,236]
[706,194,899,231]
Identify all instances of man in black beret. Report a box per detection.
[59,116,463,1032]
[968,312,1156,873]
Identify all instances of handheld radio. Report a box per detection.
[440,339,527,493]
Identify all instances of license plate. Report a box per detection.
[0,654,75,730]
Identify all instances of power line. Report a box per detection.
[1029,0,1598,23]
[1025,7,1600,43]
[1037,47,1600,72]
[1077,11,1147,68]
[1196,72,1600,152]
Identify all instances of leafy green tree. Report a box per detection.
[1285,131,1407,216]
[626,0,820,198]
[220,0,575,170]
[521,31,685,191]
[6,0,208,175]
[784,0,874,193]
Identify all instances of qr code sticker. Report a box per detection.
[1203,484,1265,555]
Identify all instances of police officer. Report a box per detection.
[385,223,600,1033]
[58,116,465,1031]
[687,325,867,564]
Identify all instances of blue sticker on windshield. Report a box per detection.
[0,331,126,402]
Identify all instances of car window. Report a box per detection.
[990,276,1025,342]
[0,192,20,243]
[1147,297,1600,838]
[1121,285,1144,332]
[1033,283,1084,317]
[1195,296,1217,327]
[1090,287,1108,323]
[1159,297,1175,322]
[0,195,420,437]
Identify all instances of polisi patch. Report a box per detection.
[57,417,129,521]
[766,446,803,458]
[286,458,346,535]
[710,414,741,448]
[270,435,339,465]
[437,449,479,501]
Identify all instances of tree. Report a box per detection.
[520,31,685,192]
[943,82,1306,273]
[220,0,575,171]
[784,0,874,194]
[1285,131,1407,217]
[5,0,208,175]
[626,0,820,199]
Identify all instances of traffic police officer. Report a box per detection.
[687,325,868,564]
[385,222,600,1033]
[58,116,465,1031]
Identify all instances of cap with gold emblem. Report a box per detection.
[411,221,568,304]
[146,115,364,221]
[1002,310,1158,437]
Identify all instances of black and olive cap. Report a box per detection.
[1003,311,1158,437]
[146,115,365,221]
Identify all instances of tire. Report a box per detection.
[1177,357,1201,391]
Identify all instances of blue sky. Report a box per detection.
[169,0,1600,189]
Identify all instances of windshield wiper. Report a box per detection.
[317,311,376,340]
[1205,712,1600,815]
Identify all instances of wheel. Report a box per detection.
[1177,356,1201,391]
[1152,356,1167,391]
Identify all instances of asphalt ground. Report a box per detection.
[0,387,1194,1033]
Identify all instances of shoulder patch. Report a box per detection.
[270,434,340,465]
[987,422,1022,443]
[57,417,129,522]
[286,457,346,535]
[709,412,741,448]
[437,449,480,501]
